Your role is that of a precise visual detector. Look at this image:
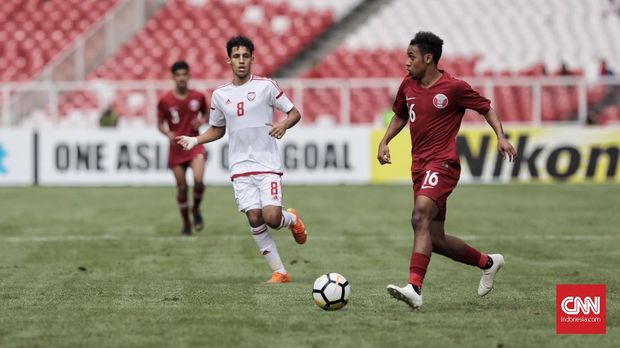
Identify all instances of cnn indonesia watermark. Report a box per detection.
[556,284,606,334]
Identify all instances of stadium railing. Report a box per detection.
[2,76,619,127]
[9,0,167,124]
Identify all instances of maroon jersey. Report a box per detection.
[392,71,491,173]
[158,89,208,167]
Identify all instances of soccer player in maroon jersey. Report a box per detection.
[157,61,208,236]
[377,32,518,309]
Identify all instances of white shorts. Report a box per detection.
[232,174,284,212]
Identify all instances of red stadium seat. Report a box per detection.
[57,0,335,119]
[598,105,620,125]
[0,0,118,82]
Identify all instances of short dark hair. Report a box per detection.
[410,31,443,65]
[171,60,189,74]
[226,35,254,57]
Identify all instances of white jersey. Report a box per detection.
[209,75,295,178]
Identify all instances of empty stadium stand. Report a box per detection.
[3,0,618,127]
[54,0,350,124]
[304,0,620,124]
[0,0,118,81]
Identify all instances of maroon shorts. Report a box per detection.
[169,145,207,168]
[412,161,460,221]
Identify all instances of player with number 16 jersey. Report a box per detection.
[378,31,517,310]
[392,69,491,220]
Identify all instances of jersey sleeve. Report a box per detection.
[268,80,294,113]
[457,80,491,115]
[391,79,408,120]
[209,93,226,127]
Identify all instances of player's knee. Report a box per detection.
[411,208,432,231]
[247,212,264,227]
[431,237,447,253]
[263,211,282,229]
[177,183,188,195]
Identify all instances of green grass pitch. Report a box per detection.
[0,185,618,347]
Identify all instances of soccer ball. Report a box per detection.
[312,272,351,311]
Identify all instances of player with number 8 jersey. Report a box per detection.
[210,75,288,180]
[176,36,307,284]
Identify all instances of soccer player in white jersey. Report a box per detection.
[176,36,307,283]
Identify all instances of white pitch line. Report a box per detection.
[0,234,617,243]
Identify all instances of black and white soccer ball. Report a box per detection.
[312,272,351,311]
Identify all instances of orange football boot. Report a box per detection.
[287,208,307,244]
[266,272,291,283]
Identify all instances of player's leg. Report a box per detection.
[409,195,436,289]
[246,209,289,283]
[234,176,289,283]
[171,164,191,235]
[387,195,436,309]
[259,175,306,244]
[429,209,504,296]
[430,220,490,267]
[189,154,206,231]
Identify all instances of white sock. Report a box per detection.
[251,224,286,274]
[276,210,297,230]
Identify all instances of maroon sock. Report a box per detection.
[459,245,489,268]
[177,195,190,227]
[193,185,205,214]
[478,252,490,269]
[409,252,431,288]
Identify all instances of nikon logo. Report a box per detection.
[457,133,619,181]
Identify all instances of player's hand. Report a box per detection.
[176,136,198,150]
[167,131,175,142]
[377,143,392,165]
[265,122,287,139]
[498,137,517,162]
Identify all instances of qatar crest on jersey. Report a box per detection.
[189,99,200,111]
[247,92,256,101]
[433,93,449,109]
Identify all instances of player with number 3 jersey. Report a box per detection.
[377,32,518,310]
[176,36,307,284]
[157,61,208,236]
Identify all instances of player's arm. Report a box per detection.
[378,82,408,165]
[193,95,210,130]
[377,113,408,165]
[176,125,226,150]
[483,108,517,162]
[157,106,175,141]
[158,119,174,141]
[267,106,301,139]
[458,79,517,162]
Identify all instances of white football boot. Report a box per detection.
[387,284,423,309]
[478,254,505,296]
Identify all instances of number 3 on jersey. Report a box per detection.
[236,102,245,117]
[421,170,439,189]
